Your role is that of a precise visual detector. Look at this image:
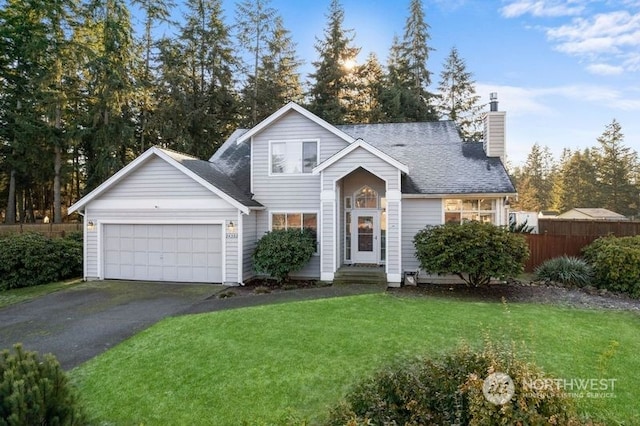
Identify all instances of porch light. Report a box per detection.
[87,221,95,231]
[227,221,236,233]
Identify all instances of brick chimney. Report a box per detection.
[483,92,506,163]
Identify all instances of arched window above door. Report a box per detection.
[354,186,378,208]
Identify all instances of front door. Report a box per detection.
[353,210,379,264]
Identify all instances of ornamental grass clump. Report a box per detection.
[534,255,593,287]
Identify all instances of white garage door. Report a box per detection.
[103,224,223,283]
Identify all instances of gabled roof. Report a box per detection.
[337,121,516,195]
[313,138,409,175]
[559,208,627,220]
[68,146,261,215]
[236,102,356,145]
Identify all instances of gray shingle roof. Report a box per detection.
[189,119,514,204]
[336,121,516,195]
[161,145,262,207]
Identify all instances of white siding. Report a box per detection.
[249,110,346,279]
[251,111,348,212]
[401,198,442,271]
[321,147,400,191]
[100,156,213,200]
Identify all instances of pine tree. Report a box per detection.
[81,0,138,192]
[437,46,483,141]
[235,0,277,126]
[153,0,238,159]
[347,53,384,123]
[307,0,360,124]
[241,16,303,124]
[381,0,438,122]
[130,0,176,152]
[554,148,600,212]
[514,143,556,212]
[594,119,639,216]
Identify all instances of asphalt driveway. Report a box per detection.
[0,281,222,370]
[0,280,385,370]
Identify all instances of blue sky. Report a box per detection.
[146,0,640,166]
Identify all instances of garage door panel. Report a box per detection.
[103,224,223,283]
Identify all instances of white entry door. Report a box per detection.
[352,211,380,264]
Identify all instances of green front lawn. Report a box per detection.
[72,293,640,425]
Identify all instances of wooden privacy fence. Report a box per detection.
[0,223,81,238]
[523,234,599,272]
[539,218,640,236]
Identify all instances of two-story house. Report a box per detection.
[68,99,515,286]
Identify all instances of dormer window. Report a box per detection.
[270,140,318,174]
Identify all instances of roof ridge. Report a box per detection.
[156,146,202,161]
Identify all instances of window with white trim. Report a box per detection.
[444,199,496,224]
[270,140,318,174]
[271,212,318,250]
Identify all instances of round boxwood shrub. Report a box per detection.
[0,344,86,425]
[413,222,529,286]
[582,236,640,298]
[252,228,316,283]
[534,255,593,287]
[327,342,581,426]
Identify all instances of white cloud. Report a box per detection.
[501,0,586,18]
[587,63,625,75]
[477,82,640,115]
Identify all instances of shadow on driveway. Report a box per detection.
[0,280,386,370]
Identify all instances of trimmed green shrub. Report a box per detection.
[0,344,86,425]
[327,342,581,426]
[583,236,640,298]
[413,222,529,286]
[534,255,593,287]
[252,228,316,283]
[0,233,83,290]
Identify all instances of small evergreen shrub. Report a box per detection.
[0,344,86,425]
[327,342,581,426]
[252,228,316,283]
[0,233,83,290]
[582,236,640,298]
[534,255,593,287]
[413,222,529,286]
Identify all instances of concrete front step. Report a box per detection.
[333,267,387,285]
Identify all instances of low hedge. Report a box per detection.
[0,232,83,290]
[582,236,640,298]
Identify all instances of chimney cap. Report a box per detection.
[490,92,498,101]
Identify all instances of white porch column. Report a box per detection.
[386,189,402,286]
[320,188,336,281]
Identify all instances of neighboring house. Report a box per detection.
[68,100,515,287]
[556,208,628,221]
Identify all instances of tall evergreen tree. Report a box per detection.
[153,0,238,159]
[130,0,176,152]
[554,148,600,212]
[347,52,384,123]
[81,0,138,192]
[594,119,639,216]
[240,16,303,124]
[437,46,483,141]
[307,0,360,124]
[513,143,556,212]
[382,0,438,122]
[235,0,277,125]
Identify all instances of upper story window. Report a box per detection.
[444,199,496,224]
[270,140,318,174]
[354,186,378,208]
